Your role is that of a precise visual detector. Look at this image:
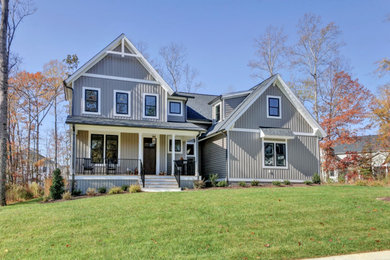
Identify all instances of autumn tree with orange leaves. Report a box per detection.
[319,71,373,178]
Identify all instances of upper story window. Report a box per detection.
[143,93,159,119]
[213,103,221,122]
[83,87,101,115]
[168,100,183,116]
[114,90,131,116]
[267,95,281,119]
[263,141,287,168]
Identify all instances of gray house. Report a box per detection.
[65,34,325,192]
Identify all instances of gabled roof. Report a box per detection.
[64,33,174,95]
[201,74,326,139]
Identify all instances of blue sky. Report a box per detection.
[13,0,390,96]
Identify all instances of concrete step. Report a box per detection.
[141,187,181,192]
[144,175,175,179]
[144,179,177,182]
[145,184,179,188]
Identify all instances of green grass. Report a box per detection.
[0,186,390,259]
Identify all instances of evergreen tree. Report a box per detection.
[50,168,64,200]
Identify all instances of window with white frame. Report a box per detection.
[143,93,158,118]
[168,100,182,116]
[214,103,221,122]
[90,134,118,164]
[83,87,101,114]
[114,90,131,116]
[168,139,182,153]
[263,141,287,168]
[186,142,194,157]
[267,96,281,118]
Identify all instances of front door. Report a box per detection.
[143,137,156,174]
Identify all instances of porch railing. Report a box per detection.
[174,159,196,188]
[75,158,141,175]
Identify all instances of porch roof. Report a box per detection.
[66,115,206,132]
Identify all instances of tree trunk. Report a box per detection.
[54,95,58,168]
[0,0,9,206]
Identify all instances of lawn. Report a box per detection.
[0,186,389,259]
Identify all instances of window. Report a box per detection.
[168,101,182,115]
[263,141,287,168]
[83,87,101,114]
[105,135,118,164]
[186,143,194,156]
[169,139,182,153]
[114,91,130,116]
[91,134,104,163]
[90,134,118,164]
[267,96,281,118]
[144,94,158,118]
[215,103,221,122]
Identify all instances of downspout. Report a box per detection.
[226,130,230,184]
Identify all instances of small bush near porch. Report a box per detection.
[0,186,389,259]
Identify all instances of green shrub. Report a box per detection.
[108,187,123,194]
[86,188,97,196]
[121,185,129,192]
[50,168,64,200]
[216,180,227,187]
[272,181,281,186]
[239,181,246,187]
[251,180,259,186]
[312,173,321,184]
[72,189,82,196]
[29,182,43,198]
[129,184,141,193]
[209,174,218,187]
[283,180,291,185]
[62,191,72,200]
[193,179,205,189]
[98,187,107,194]
[304,180,313,185]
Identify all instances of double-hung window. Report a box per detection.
[263,141,287,168]
[267,96,281,118]
[144,94,158,118]
[83,87,101,114]
[114,90,130,116]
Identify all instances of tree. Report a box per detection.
[292,13,343,121]
[63,54,79,74]
[49,168,64,200]
[319,71,372,178]
[248,25,288,78]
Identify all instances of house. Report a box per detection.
[328,135,390,181]
[64,34,325,193]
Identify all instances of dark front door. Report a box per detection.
[143,137,156,174]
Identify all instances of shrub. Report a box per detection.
[29,182,43,198]
[369,181,384,187]
[239,181,246,187]
[42,196,50,202]
[312,173,321,184]
[86,188,97,196]
[272,181,281,186]
[193,179,206,189]
[62,191,72,200]
[355,180,368,186]
[121,185,129,192]
[50,168,64,200]
[129,184,141,193]
[304,180,313,185]
[216,180,227,187]
[108,187,123,194]
[251,180,259,186]
[209,174,218,187]
[6,184,33,202]
[338,172,346,184]
[98,187,107,194]
[283,180,291,185]
[72,189,82,196]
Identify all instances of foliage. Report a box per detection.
[283,180,291,185]
[108,187,123,195]
[272,181,281,186]
[72,189,82,196]
[193,179,205,189]
[49,169,64,200]
[42,196,50,202]
[216,180,227,187]
[29,182,43,198]
[6,184,34,202]
[355,180,368,186]
[338,172,346,184]
[239,181,247,187]
[97,187,107,194]
[209,174,218,187]
[86,188,97,197]
[121,185,129,192]
[62,191,72,200]
[129,185,141,193]
[312,173,321,184]
[304,180,313,185]
[251,180,259,186]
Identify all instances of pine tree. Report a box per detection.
[50,168,64,200]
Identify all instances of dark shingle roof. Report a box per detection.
[178,92,218,122]
[333,135,386,154]
[66,115,206,132]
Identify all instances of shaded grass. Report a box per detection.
[0,186,389,259]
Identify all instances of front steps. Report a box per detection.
[140,175,181,192]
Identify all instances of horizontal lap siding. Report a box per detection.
[201,134,227,179]
[229,131,318,180]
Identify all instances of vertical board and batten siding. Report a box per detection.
[224,95,247,118]
[76,130,89,158]
[201,134,227,179]
[234,83,313,133]
[73,76,167,121]
[120,133,138,159]
[229,131,318,180]
[160,135,167,173]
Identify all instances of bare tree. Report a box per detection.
[183,64,201,92]
[292,13,343,122]
[248,25,288,79]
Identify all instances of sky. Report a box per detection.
[10,0,390,154]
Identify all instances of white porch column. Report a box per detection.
[138,133,143,175]
[156,135,160,175]
[171,134,175,175]
[195,136,199,177]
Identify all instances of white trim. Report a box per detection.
[168,138,183,154]
[82,87,101,115]
[262,139,288,169]
[231,128,260,133]
[293,131,316,137]
[168,100,184,116]
[84,73,159,85]
[72,175,139,180]
[142,93,159,119]
[260,129,295,140]
[194,137,199,177]
[227,178,306,183]
[113,90,131,117]
[138,133,142,175]
[266,95,282,119]
[171,134,175,175]
[227,130,230,181]
[185,141,195,157]
[187,120,212,124]
[181,176,198,181]
[222,91,252,99]
[213,102,222,122]
[156,134,160,175]
[106,50,140,58]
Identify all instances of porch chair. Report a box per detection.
[106,159,117,175]
[83,158,94,175]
